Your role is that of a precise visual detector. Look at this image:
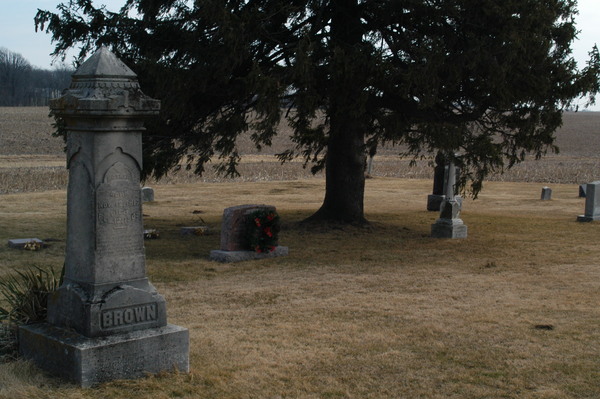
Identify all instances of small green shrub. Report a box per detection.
[0,323,18,362]
[0,266,61,361]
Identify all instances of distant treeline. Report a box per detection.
[0,47,72,106]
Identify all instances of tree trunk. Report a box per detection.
[303,0,368,225]
[306,116,367,224]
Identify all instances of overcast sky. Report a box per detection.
[1,0,599,109]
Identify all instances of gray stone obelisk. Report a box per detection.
[427,152,447,211]
[427,152,464,211]
[19,48,189,387]
[431,160,467,238]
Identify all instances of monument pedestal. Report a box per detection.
[431,219,468,238]
[431,198,468,239]
[19,324,188,387]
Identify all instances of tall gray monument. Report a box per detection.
[431,159,467,238]
[19,48,189,387]
[577,181,600,222]
[427,152,447,211]
[427,152,463,211]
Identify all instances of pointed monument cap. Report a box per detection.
[73,47,137,78]
[51,46,159,117]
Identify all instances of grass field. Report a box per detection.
[0,108,600,398]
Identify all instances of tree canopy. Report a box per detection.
[36,0,600,223]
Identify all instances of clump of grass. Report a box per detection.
[0,323,18,362]
[0,266,61,362]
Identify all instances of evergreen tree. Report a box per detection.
[36,0,600,224]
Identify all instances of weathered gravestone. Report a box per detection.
[141,186,154,202]
[541,186,552,200]
[19,48,189,387]
[209,204,288,262]
[579,184,587,198]
[577,181,600,222]
[431,160,467,238]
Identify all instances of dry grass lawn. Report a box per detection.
[1,177,599,398]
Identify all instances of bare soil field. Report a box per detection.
[1,107,599,194]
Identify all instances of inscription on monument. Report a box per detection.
[101,303,157,329]
[96,184,143,257]
[97,189,141,228]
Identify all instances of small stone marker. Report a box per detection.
[180,226,209,235]
[7,238,44,250]
[431,160,467,238]
[141,186,154,202]
[209,204,288,262]
[579,184,587,198]
[541,186,552,200]
[577,181,600,222]
[18,48,188,387]
[144,229,160,239]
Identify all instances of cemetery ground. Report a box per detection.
[0,108,600,398]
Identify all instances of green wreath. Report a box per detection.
[245,209,280,253]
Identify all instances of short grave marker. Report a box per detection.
[209,204,288,262]
[541,186,552,200]
[141,186,154,202]
[577,181,600,222]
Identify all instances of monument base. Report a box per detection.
[19,323,189,387]
[209,246,289,263]
[577,215,600,222]
[431,221,468,239]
